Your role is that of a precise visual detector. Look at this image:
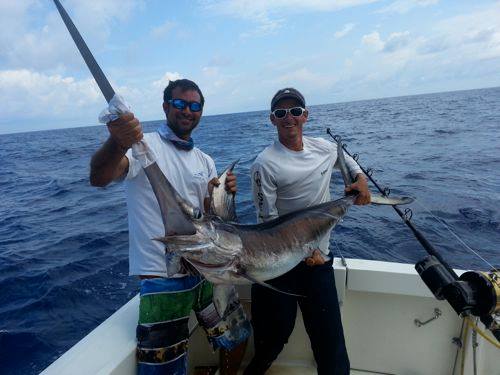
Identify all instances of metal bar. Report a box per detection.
[414,308,442,327]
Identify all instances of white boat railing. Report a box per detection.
[41,258,500,375]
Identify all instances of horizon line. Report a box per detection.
[1,85,498,136]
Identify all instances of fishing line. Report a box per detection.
[328,130,500,345]
[327,129,496,273]
[327,129,459,278]
[413,199,499,273]
[332,238,347,266]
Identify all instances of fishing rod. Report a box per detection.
[327,129,500,344]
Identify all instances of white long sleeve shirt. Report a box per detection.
[250,136,362,254]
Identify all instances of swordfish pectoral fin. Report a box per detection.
[233,269,305,298]
[152,235,214,254]
[153,235,198,247]
[370,194,414,206]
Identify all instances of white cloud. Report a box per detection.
[383,31,412,52]
[239,16,284,38]
[0,0,141,72]
[63,0,140,35]
[202,0,377,15]
[334,23,355,39]
[152,72,183,89]
[202,0,377,36]
[200,66,233,92]
[344,3,500,100]
[0,67,172,133]
[2,1,500,133]
[362,31,412,53]
[208,55,233,67]
[426,6,500,60]
[274,67,337,89]
[150,20,177,39]
[362,31,384,51]
[0,69,100,121]
[464,27,496,44]
[377,0,438,14]
[202,66,220,78]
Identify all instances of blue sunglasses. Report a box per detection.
[168,99,202,112]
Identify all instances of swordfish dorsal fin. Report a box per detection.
[143,163,196,236]
[209,159,239,222]
[335,136,415,206]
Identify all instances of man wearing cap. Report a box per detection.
[244,88,370,374]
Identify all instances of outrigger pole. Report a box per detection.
[327,129,500,344]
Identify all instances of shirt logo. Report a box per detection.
[193,171,206,179]
[321,168,328,176]
[253,171,264,213]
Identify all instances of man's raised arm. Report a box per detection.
[90,113,142,187]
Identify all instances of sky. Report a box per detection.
[1,0,500,134]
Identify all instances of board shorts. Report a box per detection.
[136,276,251,374]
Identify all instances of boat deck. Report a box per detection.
[242,365,382,374]
[237,364,387,374]
[41,258,500,375]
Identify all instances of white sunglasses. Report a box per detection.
[271,107,306,119]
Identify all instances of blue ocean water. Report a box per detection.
[0,87,499,374]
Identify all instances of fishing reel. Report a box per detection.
[416,256,500,341]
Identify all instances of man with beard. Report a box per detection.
[90,79,250,375]
[245,88,370,375]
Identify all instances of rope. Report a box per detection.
[472,318,478,375]
[451,319,465,375]
[464,316,500,349]
[460,319,469,375]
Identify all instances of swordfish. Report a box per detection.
[50,0,409,289]
[154,138,413,287]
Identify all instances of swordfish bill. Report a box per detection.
[53,0,195,236]
[52,0,114,103]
